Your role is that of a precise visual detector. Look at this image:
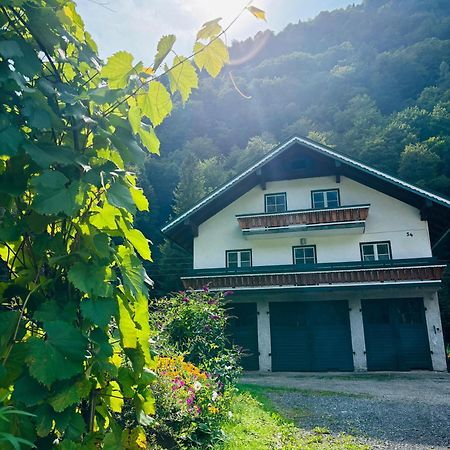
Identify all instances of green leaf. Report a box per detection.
[0,311,19,354]
[0,127,23,157]
[105,381,123,413]
[80,298,117,327]
[49,378,91,412]
[100,51,134,89]
[194,38,229,78]
[68,262,113,297]
[107,181,136,212]
[137,81,172,127]
[0,40,23,58]
[117,293,137,349]
[153,34,176,72]
[12,374,49,407]
[247,6,267,21]
[167,56,199,104]
[25,321,87,386]
[129,186,149,212]
[196,18,222,41]
[122,227,151,261]
[30,170,85,216]
[116,246,148,296]
[23,142,79,168]
[138,127,160,155]
[128,104,141,134]
[135,294,152,366]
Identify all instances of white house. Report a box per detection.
[162,136,450,372]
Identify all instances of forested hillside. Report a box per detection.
[140,0,450,310]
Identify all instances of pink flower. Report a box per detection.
[203,285,209,292]
[223,290,234,297]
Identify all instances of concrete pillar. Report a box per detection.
[256,299,272,372]
[423,292,447,372]
[348,298,367,371]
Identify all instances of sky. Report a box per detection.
[76,0,360,65]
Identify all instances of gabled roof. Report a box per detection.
[162,136,450,250]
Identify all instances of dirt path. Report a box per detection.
[241,372,450,449]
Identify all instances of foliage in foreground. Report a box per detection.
[0,0,264,447]
[218,388,369,450]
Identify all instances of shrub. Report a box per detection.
[150,290,241,386]
[148,355,231,448]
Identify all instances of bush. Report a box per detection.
[150,290,241,386]
[147,355,231,448]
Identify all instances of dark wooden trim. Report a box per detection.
[292,245,317,265]
[182,264,445,291]
[311,188,341,209]
[237,205,369,230]
[264,192,287,213]
[359,241,392,261]
[226,249,253,268]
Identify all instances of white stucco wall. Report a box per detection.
[193,176,432,269]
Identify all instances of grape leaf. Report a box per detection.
[25,321,88,386]
[247,6,266,21]
[137,81,172,127]
[129,185,149,212]
[49,377,91,412]
[101,51,134,89]
[138,127,160,155]
[128,103,141,134]
[80,298,117,327]
[117,293,137,349]
[194,38,229,78]
[196,18,222,41]
[68,262,113,297]
[153,34,176,72]
[167,56,198,104]
[30,170,85,216]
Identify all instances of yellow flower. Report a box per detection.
[208,405,219,414]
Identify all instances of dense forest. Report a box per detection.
[139,0,450,333]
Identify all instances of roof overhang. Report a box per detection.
[161,136,450,251]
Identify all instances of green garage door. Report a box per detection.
[362,298,432,371]
[227,303,259,371]
[270,301,354,372]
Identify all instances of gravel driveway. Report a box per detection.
[241,372,450,450]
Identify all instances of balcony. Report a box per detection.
[236,204,370,238]
[181,258,446,291]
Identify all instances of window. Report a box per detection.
[293,246,317,265]
[360,242,392,261]
[311,189,340,209]
[265,193,287,213]
[226,250,252,268]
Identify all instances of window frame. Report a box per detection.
[264,192,287,214]
[226,249,253,269]
[292,245,317,265]
[310,189,341,209]
[359,241,392,262]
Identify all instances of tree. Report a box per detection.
[0,1,264,447]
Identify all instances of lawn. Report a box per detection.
[216,384,369,450]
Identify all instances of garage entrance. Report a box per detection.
[362,298,432,371]
[270,300,354,372]
[227,302,259,371]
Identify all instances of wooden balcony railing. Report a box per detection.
[236,205,370,230]
[181,260,446,291]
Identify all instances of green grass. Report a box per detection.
[239,382,371,399]
[215,385,369,450]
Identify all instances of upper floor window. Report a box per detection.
[265,193,287,213]
[226,249,252,268]
[360,242,391,261]
[293,245,317,265]
[311,189,340,209]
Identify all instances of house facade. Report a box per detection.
[162,137,450,372]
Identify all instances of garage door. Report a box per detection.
[270,301,354,372]
[362,298,432,371]
[227,303,259,371]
